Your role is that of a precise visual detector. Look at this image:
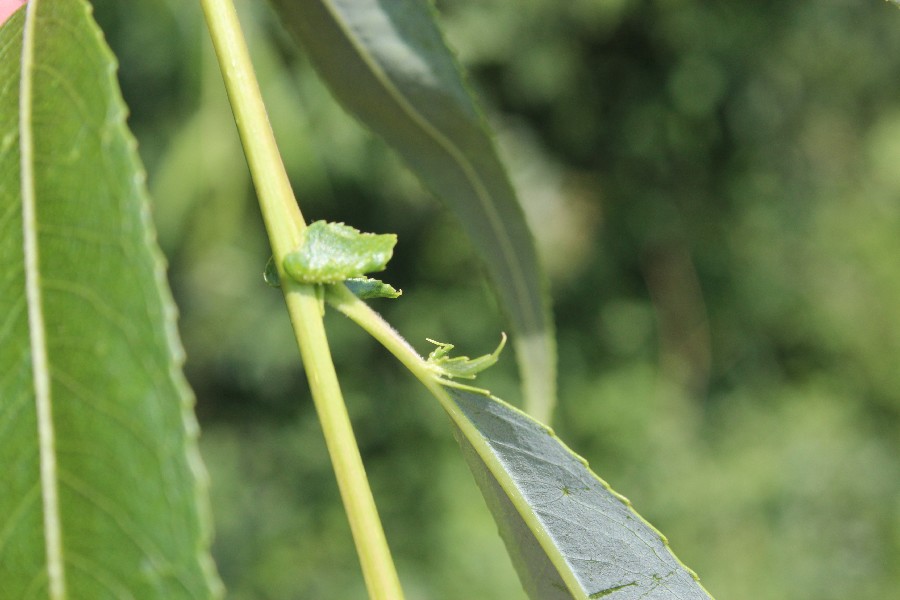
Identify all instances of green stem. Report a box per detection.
[326,286,442,396]
[198,2,403,598]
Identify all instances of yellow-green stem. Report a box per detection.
[326,286,441,396]
[198,1,403,598]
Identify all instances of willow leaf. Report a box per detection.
[443,388,713,600]
[269,0,557,421]
[327,289,712,600]
[0,1,221,597]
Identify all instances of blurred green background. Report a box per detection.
[92,0,900,598]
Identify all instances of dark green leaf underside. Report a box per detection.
[445,389,713,600]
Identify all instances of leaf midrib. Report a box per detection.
[19,2,66,597]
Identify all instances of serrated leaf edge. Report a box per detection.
[16,2,223,595]
[438,388,713,599]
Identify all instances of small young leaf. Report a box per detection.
[426,333,506,381]
[345,277,401,299]
[283,220,397,284]
[265,257,401,303]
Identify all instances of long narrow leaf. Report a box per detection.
[0,1,221,596]
[328,289,712,600]
[443,387,712,600]
[269,0,557,421]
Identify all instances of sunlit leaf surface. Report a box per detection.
[0,1,221,596]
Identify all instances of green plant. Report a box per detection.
[1,0,714,598]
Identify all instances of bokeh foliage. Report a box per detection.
[93,0,900,598]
